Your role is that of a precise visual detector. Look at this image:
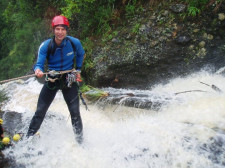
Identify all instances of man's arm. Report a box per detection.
[34,40,50,73]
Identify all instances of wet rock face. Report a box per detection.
[88,4,225,89]
[170,4,186,13]
[91,38,225,89]
[0,111,23,135]
[175,35,191,45]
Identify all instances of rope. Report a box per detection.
[0,69,75,84]
[45,76,60,82]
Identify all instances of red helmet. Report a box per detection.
[52,15,69,28]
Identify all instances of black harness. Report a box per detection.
[45,37,88,110]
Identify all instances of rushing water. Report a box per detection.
[0,69,225,168]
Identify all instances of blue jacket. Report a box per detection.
[34,36,85,72]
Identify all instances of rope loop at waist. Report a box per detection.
[45,69,75,83]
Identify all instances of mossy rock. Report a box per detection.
[81,85,108,101]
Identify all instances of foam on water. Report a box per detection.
[0,69,225,168]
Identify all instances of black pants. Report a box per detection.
[27,81,83,141]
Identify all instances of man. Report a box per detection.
[27,15,85,144]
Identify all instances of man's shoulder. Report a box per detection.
[66,36,81,44]
[40,38,52,49]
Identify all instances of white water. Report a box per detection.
[1,69,225,168]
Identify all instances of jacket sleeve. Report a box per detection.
[72,38,85,71]
[34,40,49,72]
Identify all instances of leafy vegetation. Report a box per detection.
[0,0,223,83]
[62,0,116,37]
[181,0,223,16]
[0,0,63,81]
[81,84,108,101]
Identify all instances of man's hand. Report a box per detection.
[35,69,44,78]
[76,71,82,82]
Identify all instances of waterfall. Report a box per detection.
[0,69,225,168]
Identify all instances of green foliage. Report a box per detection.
[62,0,116,37]
[0,0,147,81]
[62,0,80,19]
[186,0,208,16]
[80,84,91,93]
[81,84,108,101]
[0,0,222,84]
[0,0,66,81]
[62,0,117,74]
[0,1,12,60]
[132,23,141,34]
[125,0,138,18]
[82,37,94,71]
[0,21,50,79]
[181,0,222,16]
[102,30,119,42]
[187,6,201,16]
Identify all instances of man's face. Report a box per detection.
[54,25,67,43]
